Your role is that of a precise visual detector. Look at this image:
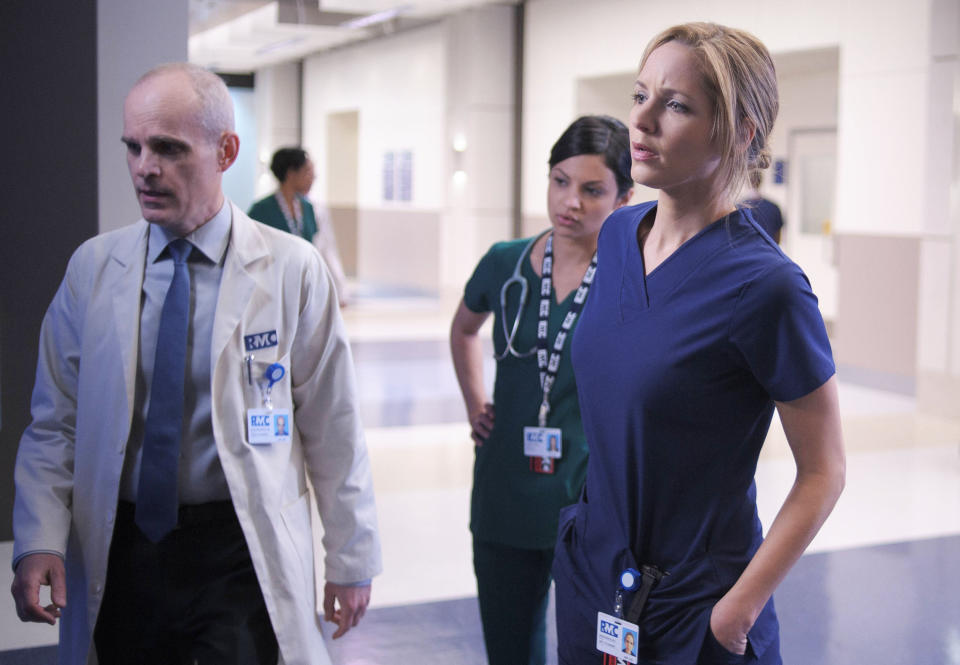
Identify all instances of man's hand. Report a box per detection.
[11,553,66,625]
[323,581,371,639]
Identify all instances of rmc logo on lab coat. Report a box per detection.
[244,330,278,351]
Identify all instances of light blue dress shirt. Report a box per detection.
[119,202,232,505]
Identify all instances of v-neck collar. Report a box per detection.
[523,245,579,308]
[620,204,739,318]
[524,238,583,308]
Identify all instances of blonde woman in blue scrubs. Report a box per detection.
[553,24,846,665]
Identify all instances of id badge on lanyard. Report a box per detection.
[524,233,596,475]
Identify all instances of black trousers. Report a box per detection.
[94,501,278,665]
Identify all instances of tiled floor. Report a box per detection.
[3,292,960,664]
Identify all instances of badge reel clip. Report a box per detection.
[616,565,668,620]
[257,362,285,410]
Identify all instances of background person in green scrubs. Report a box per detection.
[248,147,348,304]
[450,115,633,665]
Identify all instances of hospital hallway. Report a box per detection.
[2,291,959,665]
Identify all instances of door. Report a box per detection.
[786,128,838,321]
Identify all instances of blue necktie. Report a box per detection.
[135,238,192,542]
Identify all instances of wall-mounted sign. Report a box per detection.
[398,150,413,202]
[382,149,413,202]
[382,151,395,201]
[773,159,786,185]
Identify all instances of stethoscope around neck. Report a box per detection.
[495,229,552,360]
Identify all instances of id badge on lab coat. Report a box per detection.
[247,408,292,445]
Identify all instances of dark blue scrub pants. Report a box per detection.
[473,539,554,665]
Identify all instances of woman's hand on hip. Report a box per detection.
[469,402,495,445]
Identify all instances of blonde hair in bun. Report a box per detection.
[639,22,779,200]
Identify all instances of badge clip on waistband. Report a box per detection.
[619,564,669,624]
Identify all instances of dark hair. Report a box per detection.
[270,147,309,182]
[548,115,632,198]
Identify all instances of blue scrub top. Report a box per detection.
[553,202,834,665]
[743,198,783,240]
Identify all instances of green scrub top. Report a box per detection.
[464,236,591,550]
[247,194,318,243]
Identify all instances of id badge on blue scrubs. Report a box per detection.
[596,612,639,664]
[523,426,562,458]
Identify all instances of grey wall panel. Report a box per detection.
[0,1,100,541]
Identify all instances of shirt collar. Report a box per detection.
[148,200,232,265]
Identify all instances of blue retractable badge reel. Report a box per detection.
[620,568,641,591]
[265,363,285,387]
[260,363,285,409]
[614,568,640,617]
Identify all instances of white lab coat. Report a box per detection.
[12,203,381,665]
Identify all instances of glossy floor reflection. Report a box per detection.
[5,533,960,665]
[2,293,959,664]
[777,535,960,664]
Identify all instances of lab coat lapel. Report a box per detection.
[211,204,271,365]
[109,221,149,414]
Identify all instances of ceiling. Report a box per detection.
[189,0,515,73]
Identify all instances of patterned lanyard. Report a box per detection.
[274,192,304,237]
[536,233,598,427]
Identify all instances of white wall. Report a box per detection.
[834,0,938,236]
[521,0,842,219]
[223,87,258,211]
[299,6,517,295]
[98,0,188,232]
[301,23,447,292]
[917,0,960,386]
[767,49,839,215]
[253,61,301,198]
[303,24,447,210]
[441,5,517,295]
[769,49,840,319]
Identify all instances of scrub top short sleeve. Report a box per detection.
[464,244,509,315]
[729,261,835,402]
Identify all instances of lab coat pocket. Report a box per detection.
[280,492,315,592]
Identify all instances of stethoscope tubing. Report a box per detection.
[495,229,552,360]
